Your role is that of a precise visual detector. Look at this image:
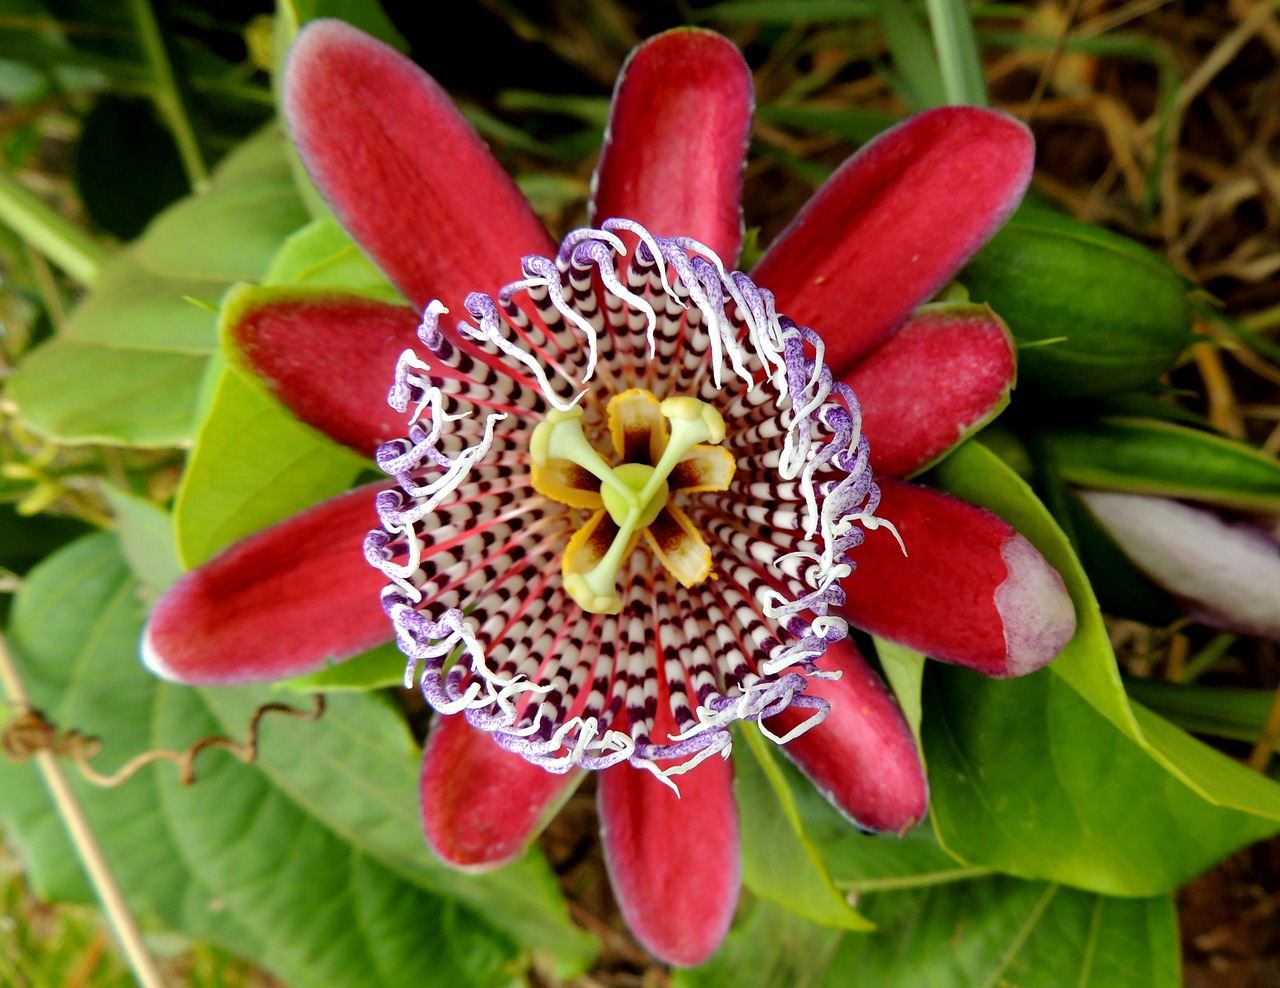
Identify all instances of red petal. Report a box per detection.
[284,20,553,310]
[598,757,740,966]
[842,480,1076,678]
[845,304,1015,478]
[420,714,581,869]
[226,287,422,455]
[590,28,753,262]
[752,107,1034,373]
[143,484,390,684]
[767,638,927,833]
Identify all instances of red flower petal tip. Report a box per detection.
[754,106,1035,373]
[841,481,1075,678]
[995,532,1078,677]
[420,715,580,871]
[225,288,423,455]
[143,485,391,685]
[845,303,1016,478]
[591,27,753,262]
[768,638,928,833]
[598,755,740,966]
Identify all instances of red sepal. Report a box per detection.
[591,28,753,262]
[753,107,1034,373]
[143,484,390,684]
[846,304,1015,478]
[284,20,553,311]
[841,480,1076,677]
[767,638,928,833]
[420,714,581,869]
[226,288,422,456]
[598,755,740,966]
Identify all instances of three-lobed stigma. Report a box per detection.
[530,389,731,613]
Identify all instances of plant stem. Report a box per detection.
[0,170,105,286]
[924,0,990,106]
[0,631,169,988]
[127,0,210,192]
[1247,683,1280,773]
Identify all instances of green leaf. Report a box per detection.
[0,534,262,948]
[173,219,399,566]
[872,637,926,747]
[101,486,183,596]
[10,128,309,448]
[735,728,874,931]
[278,640,408,692]
[0,533,593,982]
[829,878,1179,987]
[194,685,596,975]
[9,321,212,448]
[173,363,365,566]
[678,881,1179,987]
[927,440,1280,892]
[875,0,947,110]
[260,218,398,297]
[923,0,990,106]
[1042,417,1280,511]
[923,664,1280,894]
[154,687,524,988]
[672,896,844,988]
[1125,678,1280,748]
[782,749,981,893]
[929,440,1137,738]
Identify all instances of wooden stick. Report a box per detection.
[0,631,168,988]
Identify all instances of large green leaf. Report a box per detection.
[781,749,983,895]
[734,729,873,931]
[924,664,1280,894]
[173,220,397,566]
[672,898,843,988]
[195,685,596,974]
[677,881,1178,988]
[152,685,522,988]
[925,440,1280,890]
[829,878,1179,986]
[101,485,183,596]
[0,534,594,982]
[9,128,309,448]
[173,363,366,566]
[0,534,255,948]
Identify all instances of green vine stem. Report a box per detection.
[924,0,990,106]
[127,0,210,192]
[0,169,105,286]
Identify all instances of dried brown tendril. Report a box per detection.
[1,695,326,786]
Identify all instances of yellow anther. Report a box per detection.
[530,405,638,505]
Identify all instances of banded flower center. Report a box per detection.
[367,218,887,780]
[530,390,734,615]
